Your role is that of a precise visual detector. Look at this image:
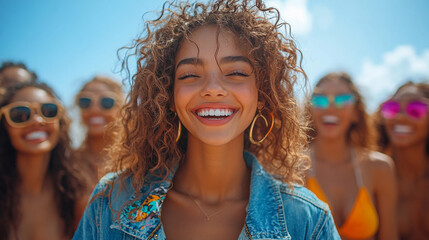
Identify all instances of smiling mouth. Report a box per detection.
[25,130,49,141]
[89,116,106,125]
[322,115,339,125]
[393,124,412,134]
[195,108,235,120]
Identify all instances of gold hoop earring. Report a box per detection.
[249,109,274,145]
[176,119,182,142]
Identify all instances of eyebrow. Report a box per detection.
[220,56,251,64]
[175,58,202,70]
[175,56,251,70]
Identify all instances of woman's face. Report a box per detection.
[173,25,259,146]
[78,81,120,137]
[310,79,357,140]
[383,85,428,149]
[4,87,60,155]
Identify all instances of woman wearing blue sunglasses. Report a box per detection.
[375,81,429,239]
[306,72,398,240]
[74,76,124,187]
[0,82,89,239]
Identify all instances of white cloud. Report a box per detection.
[266,0,312,36]
[357,45,429,112]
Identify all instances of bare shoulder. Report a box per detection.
[362,150,395,172]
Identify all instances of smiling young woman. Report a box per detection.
[306,72,398,240]
[73,1,340,239]
[0,82,89,240]
[375,81,429,239]
[74,76,124,187]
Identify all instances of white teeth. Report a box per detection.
[197,108,233,117]
[89,116,106,125]
[322,115,339,124]
[26,131,48,140]
[394,125,412,134]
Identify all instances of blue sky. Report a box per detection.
[1,0,429,112]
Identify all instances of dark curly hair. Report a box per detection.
[0,82,88,238]
[107,0,309,200]
[374,81,429,155]
[305,71,376,150]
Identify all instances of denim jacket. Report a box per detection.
[73,151,340,239]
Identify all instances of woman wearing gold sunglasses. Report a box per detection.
[0,82,89,239]
[74,76,124,187]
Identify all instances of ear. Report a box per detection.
[257,101,264,110]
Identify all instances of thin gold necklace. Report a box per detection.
[187,194,224,221]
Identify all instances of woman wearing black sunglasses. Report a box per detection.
[375,81,429,239]
[75,76,124,187]
[306,72,398,240]
[0,82,89,239]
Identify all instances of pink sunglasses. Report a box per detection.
[381,100,428,119]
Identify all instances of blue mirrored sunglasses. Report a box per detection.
[311,94,355,109]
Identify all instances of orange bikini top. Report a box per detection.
[307,152,379,239]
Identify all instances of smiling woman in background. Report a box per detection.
[73,0,340,239]
[306,72,398,240]
[75,76,124,187]
[375,81,429,239]
[0,82,88,240]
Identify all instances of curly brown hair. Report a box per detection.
[374,81,429,155]
[306,71,376,150]
[107,0,309,197]
[0,82,88,238]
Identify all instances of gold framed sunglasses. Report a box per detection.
[0,101,63,128]
[76,92,119,111]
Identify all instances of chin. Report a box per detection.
[191,133,240,147]
[17,145,56,155]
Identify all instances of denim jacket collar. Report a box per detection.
[110,151,290,240]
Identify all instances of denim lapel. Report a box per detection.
[244,151,291,240]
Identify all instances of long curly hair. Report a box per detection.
[374,81,429,155]
[108,0,309,197]
[306,72,376,150]
[0,82,87,238]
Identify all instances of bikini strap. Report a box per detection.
[351,149,364,187]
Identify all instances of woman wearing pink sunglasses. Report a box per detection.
[306,72,398,240]
[375,81,429,239]
[75,76,124,187]
[0,82,89,239]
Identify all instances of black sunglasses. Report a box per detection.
[77,95,116,110]
[0,101,62,127]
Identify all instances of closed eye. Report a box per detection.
[178,73,200,80]
[226,71,249,77]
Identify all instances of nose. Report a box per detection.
[87,99,103,112]
[200,72,227,98]
[29,111,46,125]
